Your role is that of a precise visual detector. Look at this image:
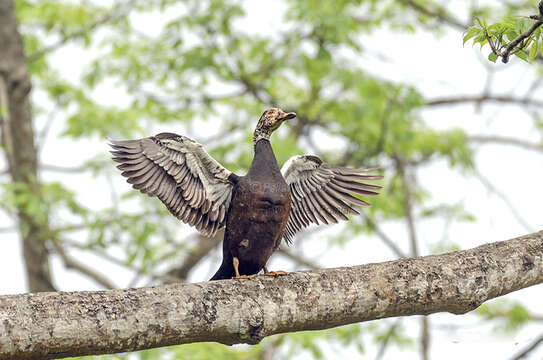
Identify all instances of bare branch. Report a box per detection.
[162,232,223,282]
[375,319,402,360]
[395,156,419,256]
[468,135,543,153]
[473,170,536,233]
[425,95,543,108]
[420,316,430,360]
[51,241,117,290]
[397,0,467,31]
[1,230,542,359]
[361,213,407,258]
[511,332,543,360]
[27,0,140,62]
[276,248,319,270]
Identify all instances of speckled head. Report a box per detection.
[253,108,296,144]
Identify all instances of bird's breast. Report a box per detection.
[245,181,290,222]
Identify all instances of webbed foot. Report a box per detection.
[232,274,258,280]
[264,270,288,277]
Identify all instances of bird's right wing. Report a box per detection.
[281,155,382,243]
[110,132,238,237]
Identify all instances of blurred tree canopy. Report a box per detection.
[1,0,543,359]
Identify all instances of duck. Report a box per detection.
[110,108,382,280]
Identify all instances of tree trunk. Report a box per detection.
[0,0,55,292]
[1,230,541,359]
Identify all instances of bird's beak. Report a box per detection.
[279,112,296,121]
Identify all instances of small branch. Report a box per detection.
[277,248,319,270]
[51,241,117,290]
[397,0,467,30]
[482,1,543,63]
[473,170,536,233]
[2,230,542,359]
[361,213,407,258]
[510,332,543,360]
[420,316,430,360]
[502,19,543,63]
[425,95,543,108]
[394,156,419,257]
[468,135,543,153]
[162,232,223,282]
[27,0,139,62]
[375,319,402,360]
[40,164,98,173]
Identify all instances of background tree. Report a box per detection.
[1,0,542,359]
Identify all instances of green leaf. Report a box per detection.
[463,27,480,45]
[529,38,539,61]
[488,52,498,62]
[514,50,529,62]
[505,30,519,42]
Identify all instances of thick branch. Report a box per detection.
[1,231,542,359]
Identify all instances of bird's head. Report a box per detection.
[253,108,296,144]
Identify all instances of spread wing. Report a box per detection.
[281,155,382,243]
[110,132,238,237]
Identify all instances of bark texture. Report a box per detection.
[1,231,542,359]
[0,0,54,292]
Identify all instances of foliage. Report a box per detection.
[477,301,534,333]
[1,0,542,358]
[464,1,543,63]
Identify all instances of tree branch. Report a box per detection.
[425,95,543,108]
[1,230,542,359]
[277,248,319,270]
[468,135,543,153]
[511,331,543,360]
[361,213,407,258]
[51,241,117,290]
[501,2,543,63]
[397,0,467,31]
[395,156,419,257]
[162,232,223,282]
[27,0,139,62]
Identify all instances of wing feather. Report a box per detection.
[281,155,382,243]
[110,133,237,236]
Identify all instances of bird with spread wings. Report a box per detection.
[110,108,382,280]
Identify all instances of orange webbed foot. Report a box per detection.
[264,270,288,277]
[232,274,258,280]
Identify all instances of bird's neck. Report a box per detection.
[252,127,271,145]
[248,139,281,177]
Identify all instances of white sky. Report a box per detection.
[1,1,542,359]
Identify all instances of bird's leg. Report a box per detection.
[233,257,241,277]
[263,265,287,277]
[232,257,256,279]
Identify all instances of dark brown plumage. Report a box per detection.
[110,108,382,281]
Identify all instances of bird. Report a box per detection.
[109,108,382,281]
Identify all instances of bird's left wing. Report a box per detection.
[281,155,382,243]
[110,132,238,237]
